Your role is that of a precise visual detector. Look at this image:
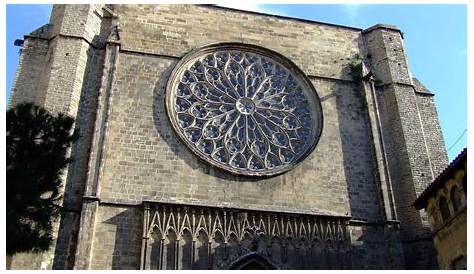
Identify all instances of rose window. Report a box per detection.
[165,43,323,176]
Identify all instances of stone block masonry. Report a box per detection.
[9,4,448,270]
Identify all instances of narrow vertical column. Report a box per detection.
[71,199,99,269]
[359,72,405,268]
[143,239,152,270]
[295,243,301,269]
[207,241,213,269]
[73,17,121,269]
[140,203,150,269]
[360,73,398,221]
[175,239,180,270]
[159,238,165,270]
[343,220,353,269]
[266,237,272,258]
[281,240,287,265]
[190,239,196,269]
[223,241,228,261]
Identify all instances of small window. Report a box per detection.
[450,186,460,212]
[451,255,467,270]
[450,186,463,212]
[439,197,451,223]
[462,173,467,193]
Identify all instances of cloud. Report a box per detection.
[217,3,289,17]
[342,4,362,27]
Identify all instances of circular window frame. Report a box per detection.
[164,42,324,177]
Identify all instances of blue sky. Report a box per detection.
[6,4,467,160]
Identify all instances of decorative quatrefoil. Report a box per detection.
[165,43,323,176]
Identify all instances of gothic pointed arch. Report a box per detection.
[228,252,278,270]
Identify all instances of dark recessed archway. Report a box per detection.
[228,252,278,270]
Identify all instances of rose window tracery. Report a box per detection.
[165,43,323,176]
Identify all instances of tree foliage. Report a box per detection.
[6,103,78,255]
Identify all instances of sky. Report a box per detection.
[5,4,467,160]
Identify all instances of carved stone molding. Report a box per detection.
[140,202,351,269]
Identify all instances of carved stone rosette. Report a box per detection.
[140,202,352,270]
[165,43,323,176]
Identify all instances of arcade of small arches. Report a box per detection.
[427,170,466,229]
[140,203,352,270]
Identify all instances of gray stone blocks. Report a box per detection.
[9,4,448,270]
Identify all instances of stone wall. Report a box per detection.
[115,5,361,81]
[9,4,449,270]
[362,24,447,269]
[433,208,467,269]
[85,5,392,268]
[413,87,449,177]
[8,35,50,107]
[90,205,143,270]
[98,51,364,216]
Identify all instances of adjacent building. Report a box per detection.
[414,148,467,269]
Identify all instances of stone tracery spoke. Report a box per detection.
[200,109,237,141]
[191,94,235,107]
[253,111,292,147]
[244,115,250,151]
[256,107,297,121]
[223,113,244,154]
[224,59,246,98]
[244,63,265,98]
[191,90,235,106]
[203,74,237,103]
[197,76,238,102]
[255,107,303,131]
[221,72,243,100]
[249,115,279,154]
[255,91,289,104]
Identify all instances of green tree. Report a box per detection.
[6,103,78,255]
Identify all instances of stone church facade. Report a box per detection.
[9,4,449,270]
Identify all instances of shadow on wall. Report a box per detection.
[145,228,213,269]
[333,78,387,269]
[143,227,350,270]
[335,80,382,221]
[151,61,211,176]
[53,29,110,269]
[103,206,143,270]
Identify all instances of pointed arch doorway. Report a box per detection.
[228,252,278,270]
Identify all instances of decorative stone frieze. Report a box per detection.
[141,202,351,269]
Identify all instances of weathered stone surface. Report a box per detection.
[9,4,448,270]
